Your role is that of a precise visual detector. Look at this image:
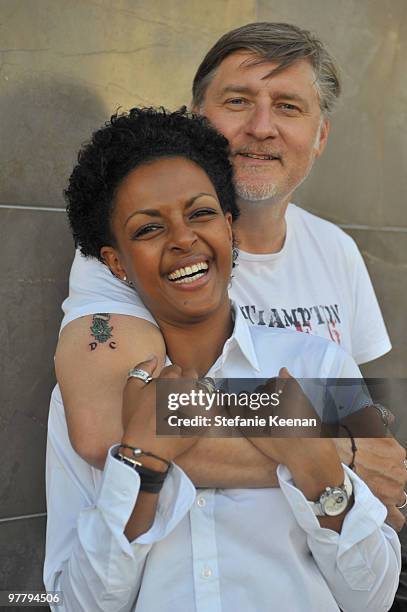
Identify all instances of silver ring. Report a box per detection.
[128,367,153,384]
[396,491,407,510]
[373,403,391,427]
[197,377,216,394]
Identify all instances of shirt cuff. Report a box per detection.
[277,463,388,548]
[97,446,196,553]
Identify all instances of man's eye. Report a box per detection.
[132,224,162,239]
[225,98,247,107]
[277,103,301,113]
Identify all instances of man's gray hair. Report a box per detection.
[192,22,341,115]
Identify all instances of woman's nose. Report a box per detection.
[167,222,198,251]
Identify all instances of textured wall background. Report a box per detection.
[257,0,407,378]
[0,0,405,596]
[0,0,257,595]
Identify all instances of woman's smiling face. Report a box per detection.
[101,156,233,324]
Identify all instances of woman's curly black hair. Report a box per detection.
[65,106,239,260]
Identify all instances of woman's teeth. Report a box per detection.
[172,272,206,284]
[167,261,209,283]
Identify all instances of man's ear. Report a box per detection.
[191,102,203,116]
[314,117,330,158]
[100,246,126,280]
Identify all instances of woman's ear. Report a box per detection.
[100,246,127,281]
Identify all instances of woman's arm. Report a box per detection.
[45,439,195,612]
[277,459,401,612]
[247,433,400,611]
[247,368,401,611]
[44,371,196,612]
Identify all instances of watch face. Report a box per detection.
[321,488,348,516]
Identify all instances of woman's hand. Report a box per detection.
[121,357,202,540]
[246,367,327,466]
[121,356,199,469]
[247,369,350,531]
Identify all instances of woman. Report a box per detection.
[45,107,400,611]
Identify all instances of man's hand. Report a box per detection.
[334,436,407,530]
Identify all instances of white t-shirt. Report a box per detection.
[61,204,391,364]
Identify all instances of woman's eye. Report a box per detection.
[132,224,162,239]
[190,208,218,219]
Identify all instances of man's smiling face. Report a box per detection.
[199,52,329,204]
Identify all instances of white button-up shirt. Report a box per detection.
[44,308,400,611]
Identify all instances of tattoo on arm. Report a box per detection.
[89,313,117,351]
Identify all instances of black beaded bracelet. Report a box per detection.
[115,452,169,493]
[119,444,171,468]
[339,424,357,471]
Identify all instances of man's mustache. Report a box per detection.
[231,146,282,160]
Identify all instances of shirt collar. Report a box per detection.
[164,302,261,374]
[217,302,261,373]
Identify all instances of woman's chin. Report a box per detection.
[154,292,230,325]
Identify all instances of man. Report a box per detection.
[56,22,406,530]
[45,106,400,612]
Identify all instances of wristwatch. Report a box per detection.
[308,471,353,517]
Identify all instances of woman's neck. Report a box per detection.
[156,301,234,377]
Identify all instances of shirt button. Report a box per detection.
[197,496,206,507]
[201,567,212,578]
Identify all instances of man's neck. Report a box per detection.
[233,197,289,254]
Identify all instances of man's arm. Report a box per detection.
[325,342,407,531]
[176,437,278,488]
[334,436,406,531]
[55,313,278,486]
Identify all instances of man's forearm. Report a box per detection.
[334,435,407,530]
[175,436,279,488]
[334,436,406,504]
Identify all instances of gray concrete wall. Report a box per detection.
[0,0,256,594]
[0,0,405,596]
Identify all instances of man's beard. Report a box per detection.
[234,177,279,202]
[232,148,281,202]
